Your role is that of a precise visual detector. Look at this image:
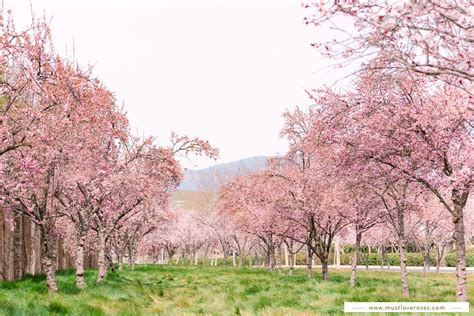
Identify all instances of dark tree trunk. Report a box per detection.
[276,244,282,274]
[130,249,136,269]
[364,248,369,270]
[321,255,329,281]
[13,213,22,280]
[118,253,124,271]
[306,244,313,279]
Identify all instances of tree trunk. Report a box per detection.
[364,249,369,270]
[264,246,269,270]
[175,252,181,265]
[276,244,282,274]
[288,241,294,276]
[187,248,193,265]
[397,204,410,298]
[167,249,174,265]
[96,230,107,283]
[334,239,341,269]
[436,243,446,273]
[423,239,430,276]
[289,251,295,276]
[267,237,275,271]
[128,248,133,265]
[13,213,22,280]
[56,239,64,271]
[152,246,157,264]
[399,239,410,297]
[21,215,31,276]
[381,245,385,269]
[453,203,467,301]
[75,233,86,288]
[181,248,186,266]
[118,253,124,271]
[30,223,37,275]
[5,218,13,280]
[399,240,410,297]
[109,249,116,273]
[321,255,329,281]
[350,231,362,288]
[384,245,390,271]
[232,250,236,267]
[130,248,136,269]
[0,210,4,280]
[223,249,228,267]
[41,225,58,292]
[306,244,313,279]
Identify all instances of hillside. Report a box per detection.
[178,156,268,191]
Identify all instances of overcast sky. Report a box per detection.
[5,0,346,169]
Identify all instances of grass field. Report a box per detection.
[0,265,472,315]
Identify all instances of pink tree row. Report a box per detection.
[298,1,473,301]
[138,1,472,302]
[0,14,216,292]
[214,69,471,300]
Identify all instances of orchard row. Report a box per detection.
[0,15,217,291]
[1,1,473,304]
[146,0,473,302]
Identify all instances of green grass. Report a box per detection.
[0,265,472,315]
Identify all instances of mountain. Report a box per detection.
[178,156,268,191]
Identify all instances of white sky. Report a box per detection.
[4,0,348,169]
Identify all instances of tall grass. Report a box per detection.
[0,264,472,315]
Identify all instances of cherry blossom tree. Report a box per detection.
[0,30,119,292]
[342,180,385,287]
[306,69,472,300]
[0,15,55,158]
[0,12,218,292]
[218,173,286,271]
[273,106,350,281]
[410,195,453,274]
[304,0,474,86]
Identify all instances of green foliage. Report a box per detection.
[295,252,307,265]
[445,253,474,267]
[339,252,453,267]
[174,251,474,269]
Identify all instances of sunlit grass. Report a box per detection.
[0,264,472,315]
